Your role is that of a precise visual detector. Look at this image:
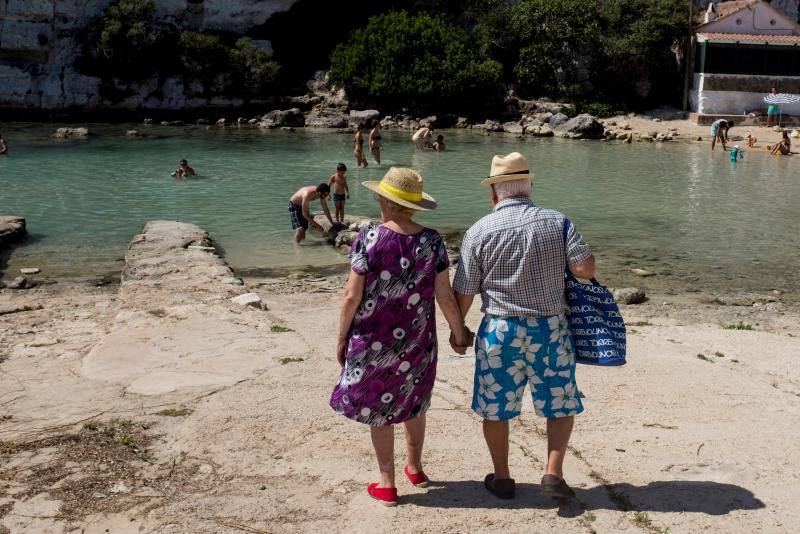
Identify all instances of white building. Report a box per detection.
[689,0,800,118]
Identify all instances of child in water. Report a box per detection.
[746,134,757,148]
[730,145,744,163]
[432,134,445,151]
[328,163,349,223]
[173,159,196,178]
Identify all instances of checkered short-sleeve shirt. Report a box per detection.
[453,197,592,317]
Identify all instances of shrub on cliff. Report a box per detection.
[230,38,281,95]
[328,11,502,111]
[83,0,172,80]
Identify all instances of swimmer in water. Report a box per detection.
[353,123,368,167]
[432,134,445,151]
[174,159,196,178]
[0,133,8,155]
[730,145,744,163]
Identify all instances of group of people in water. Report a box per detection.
[289,120,449,243]
[352,120,446,168]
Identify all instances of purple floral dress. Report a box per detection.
[330,224,449,426]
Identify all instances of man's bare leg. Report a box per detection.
[483,420,510,479]
[294,228,305,243]
[546,416,574,479]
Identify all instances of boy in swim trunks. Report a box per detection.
[289,183,334,243]
[175,159,196,178]
[328,163,350,224]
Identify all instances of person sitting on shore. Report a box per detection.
[730,145,744,163]
[432,134,445,151]
[328,162,350,224]
[770,132,791,156]
[710,119,733,151]
[289,183,334,243]
[746,133,757,148]
[174,159,196,178]
[0,133,8,155]
[412,126,433,150]
[330,167,472,506]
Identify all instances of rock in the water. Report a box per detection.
[53,127,90,138]
[630,268,654,277]
[143,118,154,125]
[612,287,646,305]
[259,108,305,128]
[20,268,40,274]
[552,114,604,139]
[455,117,470,128]
[305,109,349,128]
[349,109,380,126]
[531,125,554,137]
[548,113,569,129]
[231,292,265,309]
[502,121,524,134]
[7,276,27,289]
[0,216,27,247]
[216,118,226,125]
[126,130,143,137]
[483,120,503,132]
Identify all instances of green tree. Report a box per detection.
[230,38,281,95]
[510,0,600,98]
[596,0,689,105]
[88,0,171,79]
[328,11,502,111]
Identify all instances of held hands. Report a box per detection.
[449,327,475,355]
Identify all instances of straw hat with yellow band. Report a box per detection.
[480,151,534,186]
[363,167,437,211]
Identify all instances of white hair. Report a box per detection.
[493,178,532,200]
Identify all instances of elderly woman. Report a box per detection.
[330,167,471,506]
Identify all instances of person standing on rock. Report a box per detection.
[289,183,334,243]
[328,163,350,224]
[354,123,368,167]
[452,152,595,502]
[330,167,472,506]
[0,133,8,155]
[369,119,382,164]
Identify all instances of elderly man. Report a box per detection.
[452,152,595,501]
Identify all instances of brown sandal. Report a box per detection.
[484,473,515,499]
[540,474,576,500]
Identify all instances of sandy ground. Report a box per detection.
[601,110,797,153]
[1,255,799,533]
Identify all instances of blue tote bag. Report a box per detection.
[563,220,627,366]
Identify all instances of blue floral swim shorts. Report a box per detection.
[471,314,584,421]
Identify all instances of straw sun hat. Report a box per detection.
[481,151,534,186]
[363,167,437,211]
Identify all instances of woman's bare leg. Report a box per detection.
[370,425,396,488]
[403,414,426,474]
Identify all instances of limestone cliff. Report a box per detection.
[0,0,298,112]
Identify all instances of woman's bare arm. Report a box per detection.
[337,271,365,366]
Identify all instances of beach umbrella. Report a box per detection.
[763,93,800,127]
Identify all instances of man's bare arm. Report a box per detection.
[320,197,334,225]
[570,255,596,280]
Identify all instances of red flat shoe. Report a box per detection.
[403,465,430,488]
[367,483,398,506]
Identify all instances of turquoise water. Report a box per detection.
[1,122,799,296]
